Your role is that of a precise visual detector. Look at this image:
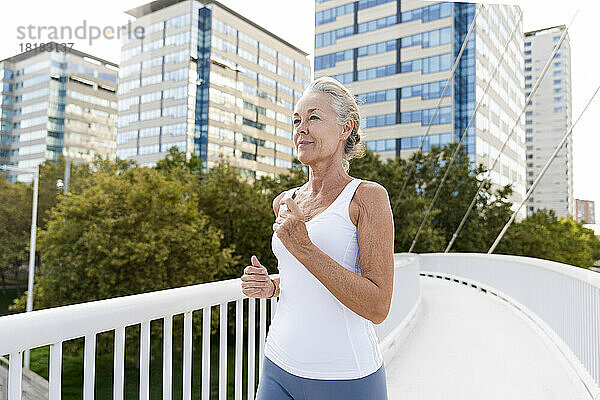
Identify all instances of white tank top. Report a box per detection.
[264,178,384,380]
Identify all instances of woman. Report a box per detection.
[240,77,394,399]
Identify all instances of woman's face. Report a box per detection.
[292,91,352,167]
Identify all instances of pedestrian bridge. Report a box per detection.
[1,253,599,400]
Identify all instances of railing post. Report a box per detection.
[259,298,266,379]
[202,306,211,400]
[183,312,192,400]
[163,316,173,400]
[247,298,256,400]
[49,343,62,400]
[113,327,125,400]
[219,303,228,400]
[8,352,22,400]
[235,300,243,400]
[83,334,96,400]
[140,321,151,400]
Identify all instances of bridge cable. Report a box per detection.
[488,80,598,253]
[408,6,523,253]
[391,4,483,216]
[445,11,578,253]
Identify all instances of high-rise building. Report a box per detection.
[575,199,595,224]
[314,1,527,218]
[0,43,118,182]
[524,25,573,218]
[117,0,311,178]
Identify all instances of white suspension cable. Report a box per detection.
[488,81,599,253]
[391,3,482,215]
[446,10,578,253]
[408,6,523,253]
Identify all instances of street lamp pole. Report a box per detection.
[0,165,39,368]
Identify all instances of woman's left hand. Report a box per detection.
[273,198,312,254]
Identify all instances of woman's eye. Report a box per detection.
[293,119,300,125]
[310,115,319,120]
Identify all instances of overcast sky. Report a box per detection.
[1,0,598,230]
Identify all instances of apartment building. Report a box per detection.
[524,25,573,218]
[0,44,118,182]
[314,1,527,218]
[117,0,311,179]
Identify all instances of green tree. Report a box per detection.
[348,147,447,252]
[11,165,237,311]
[349,143,516,253]
[193,157,276,277]
[0,176,30,293]
[496,209,600,268]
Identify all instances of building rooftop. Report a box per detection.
[124,0,309,57]
[0,42,118,68]
[525,24,567,37]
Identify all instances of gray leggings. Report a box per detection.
[255,356,388,400]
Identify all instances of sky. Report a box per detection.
[0,0,598,231]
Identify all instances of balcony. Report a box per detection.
[1,253,599,399]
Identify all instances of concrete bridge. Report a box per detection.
[0,253,599,399]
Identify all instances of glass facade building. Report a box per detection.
[314,1,527,218]
[117,0,311,178]
[0,45,118,182]
[524,26,573,219]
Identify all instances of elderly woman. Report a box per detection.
[240,77,394,399]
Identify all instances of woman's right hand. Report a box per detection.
[241,255,274,298]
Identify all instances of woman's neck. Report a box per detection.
[306,164,351,196]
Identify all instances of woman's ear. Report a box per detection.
[341,120,353,141]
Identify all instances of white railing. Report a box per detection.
[375,254,421,365]
[0,255,421,400]
[414,252,600,399]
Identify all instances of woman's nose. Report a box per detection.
[296,119,308,134]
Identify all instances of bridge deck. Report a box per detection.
[385,276,590,400]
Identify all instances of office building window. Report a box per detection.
[401,106,451,126]
[401,53,452,74]
[357,64,395,81]
[401,2,452,23]
[356,88,396,104]
[315,2,354,26]
[363,113,396,128]
[366,138,396,152]
[401,27,451,49]
[331,71,353,84]
[401,80,451,100]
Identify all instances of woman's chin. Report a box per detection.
[297,154,311,165]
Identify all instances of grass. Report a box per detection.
[28,322,266,400]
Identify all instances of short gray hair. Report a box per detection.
[304,77,366,173]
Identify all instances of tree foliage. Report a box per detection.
[0,176,30,292]
[11,163,236,311]
[5,142,600,317]
[496,208,600,268]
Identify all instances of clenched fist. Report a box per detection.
[273,197,312,255]
[240,255,275,298]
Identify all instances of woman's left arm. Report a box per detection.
[277,182,394,324]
